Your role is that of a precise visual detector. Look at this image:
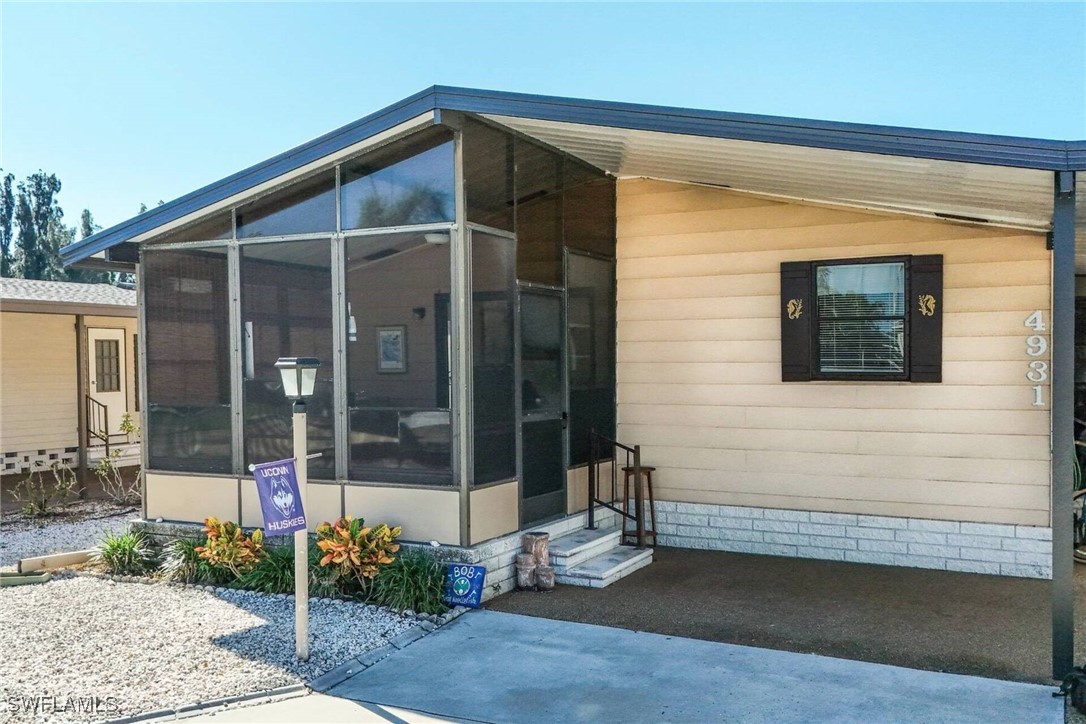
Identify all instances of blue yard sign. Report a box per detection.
[252,458,306,536]
[444,564,486,608]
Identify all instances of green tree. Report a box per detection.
[0,171,14,277]
[14,171,68,280]
[80,208,100,239]
[68,208,111,284]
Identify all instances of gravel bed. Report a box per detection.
[0,575,416,723]
[0,502,134,571]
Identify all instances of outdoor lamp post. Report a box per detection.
[274,356,320,661]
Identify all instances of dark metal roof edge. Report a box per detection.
[432,86,1086,171]
[62,85,1085,265]
[61,87,442,264]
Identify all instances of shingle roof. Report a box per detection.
[0,278,136,308]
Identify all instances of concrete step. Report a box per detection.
[554,545,653,589]
[547,527,622,572]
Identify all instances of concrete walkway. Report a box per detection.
[324,610,1061,724]
[189,694,458,722]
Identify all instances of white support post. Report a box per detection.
[293,402,309,661]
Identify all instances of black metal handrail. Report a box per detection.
[86,396,110,457]
[587,429,648,548]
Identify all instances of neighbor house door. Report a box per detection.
[519,290,567,525]
[88,328,127,435]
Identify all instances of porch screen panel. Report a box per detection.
[143,248,233,473]
[340,127,455,231]
[236,172,336,239]
[567,253,616,464]
[470,232,516,484]
[345,232,452,484]
[515,138,563,285]
[145,211,232,245]
[240,240,334,478]
[563,169,615,258]
[463,119,514,232]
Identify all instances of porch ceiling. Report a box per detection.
[484,114,1086,273]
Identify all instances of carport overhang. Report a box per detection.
[58,85,1085,678]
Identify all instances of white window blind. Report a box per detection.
[816,262,905,374]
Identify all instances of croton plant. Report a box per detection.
[316,516,402,591]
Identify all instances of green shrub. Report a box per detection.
[238,543,295,594]
[11,462,77,517]
[93,531,154,576]
[371,549,448,615]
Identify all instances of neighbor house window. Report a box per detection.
[95,339,121,392]
[780,255,943,383]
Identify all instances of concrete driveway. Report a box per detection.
[326,610,1061,724]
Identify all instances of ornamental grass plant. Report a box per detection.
[92,531,154,576]
[371,549,448,615]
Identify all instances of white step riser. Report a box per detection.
[555,553,654,588]
[550,533,622,571]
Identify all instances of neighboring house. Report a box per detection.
[0,278,140,478]
[58,87,1083,670]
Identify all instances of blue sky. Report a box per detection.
[2,2,1084,231]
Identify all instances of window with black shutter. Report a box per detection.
[780,255,942,382]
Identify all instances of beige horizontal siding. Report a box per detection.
[620,382,1043,411]
[620,336,1046,363]
[615,178,1051,526]
[0,312,78,452]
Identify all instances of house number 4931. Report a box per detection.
[1024,310,1048,407]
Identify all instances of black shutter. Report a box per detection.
[780,261,813,381]
[909,254,943,383]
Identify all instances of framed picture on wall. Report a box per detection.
[376,325,407,373]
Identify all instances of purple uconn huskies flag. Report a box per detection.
[252,458,306,536]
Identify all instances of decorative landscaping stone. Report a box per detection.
[0,576,414,724]
[0,501,133,573]
[522,531,550,567]
[536,565,556,592]
[515,553,537,590]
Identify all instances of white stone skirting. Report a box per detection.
[411,508,621,602]
[653,501,1052,579]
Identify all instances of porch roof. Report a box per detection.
[60,86,1086,268]
[0,278,136,316]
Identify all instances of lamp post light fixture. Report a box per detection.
[275,357,321,401]
[274,356,320,661]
